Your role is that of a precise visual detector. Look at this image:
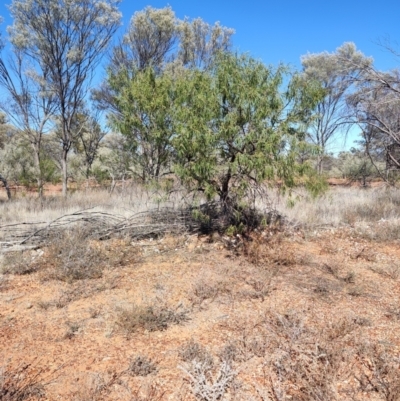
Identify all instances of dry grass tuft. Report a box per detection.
[39,230,141,282]
[0,363,45,401]
[128,384,166,401]
[127,356,158,377]
[0,252,39,275]
[369,263,400,280]
[71,371,165,401]
[355,343,400,400]
[0,274,9,292]
[179,341,214,369]
[116,303,190,334]
[242,232,297,267]
[189,279,231,307]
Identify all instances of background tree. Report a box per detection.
[0,112,12,199]
[66,110,107,180]
[97,133,135,192]
[348,65,400,182]
[118,6,177,71]
[177,18,234,69]
[109,6,234,73]
[0,16,10,200]
[98,6,234,183]
[8,0,121,196]
[301,42,372,173]
[0,46,57,197]
[334,148,377,186]
[94,6,234,113]
[108,67,175,182]
[172,53,325,205]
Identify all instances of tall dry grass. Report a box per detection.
[0,185,186,226]
[272,186,400,227]
[1,184,400,240]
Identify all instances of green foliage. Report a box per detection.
[337,149,379,185]
[39,155,59,185]
[108,67,175,182]
[172,52,325,202]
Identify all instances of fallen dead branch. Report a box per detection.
[0,201,284,253]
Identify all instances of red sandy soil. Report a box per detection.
[1,230,400,400]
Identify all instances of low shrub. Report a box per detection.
[116,304,190,334]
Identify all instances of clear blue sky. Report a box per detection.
[1,0,400,70]
[1,0,400,152]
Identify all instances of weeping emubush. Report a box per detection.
[107,51,326,232]
[172,53,326,216]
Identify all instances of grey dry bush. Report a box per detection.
[248,311,400,400]
[179,341,243,400]
[180,360,237,401]
[45,228,105,282]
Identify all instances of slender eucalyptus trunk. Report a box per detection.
[0,174,11,200]
[61,148,68,197]
[317,155,324,175]
[32,143,43,198]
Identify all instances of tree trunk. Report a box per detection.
[0,174,11,200]
[32,145,43,198]
[61,148,68,197]
[109,173,116,194]
[316,155,324,175]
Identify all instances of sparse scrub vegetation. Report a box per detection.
[2,2,400,400]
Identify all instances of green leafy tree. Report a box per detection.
[96,7,234,184]
[337,149,377,186]
[108,67,175,182]
[172,53,325,204]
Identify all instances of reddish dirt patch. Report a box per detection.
[1,232,400,399]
